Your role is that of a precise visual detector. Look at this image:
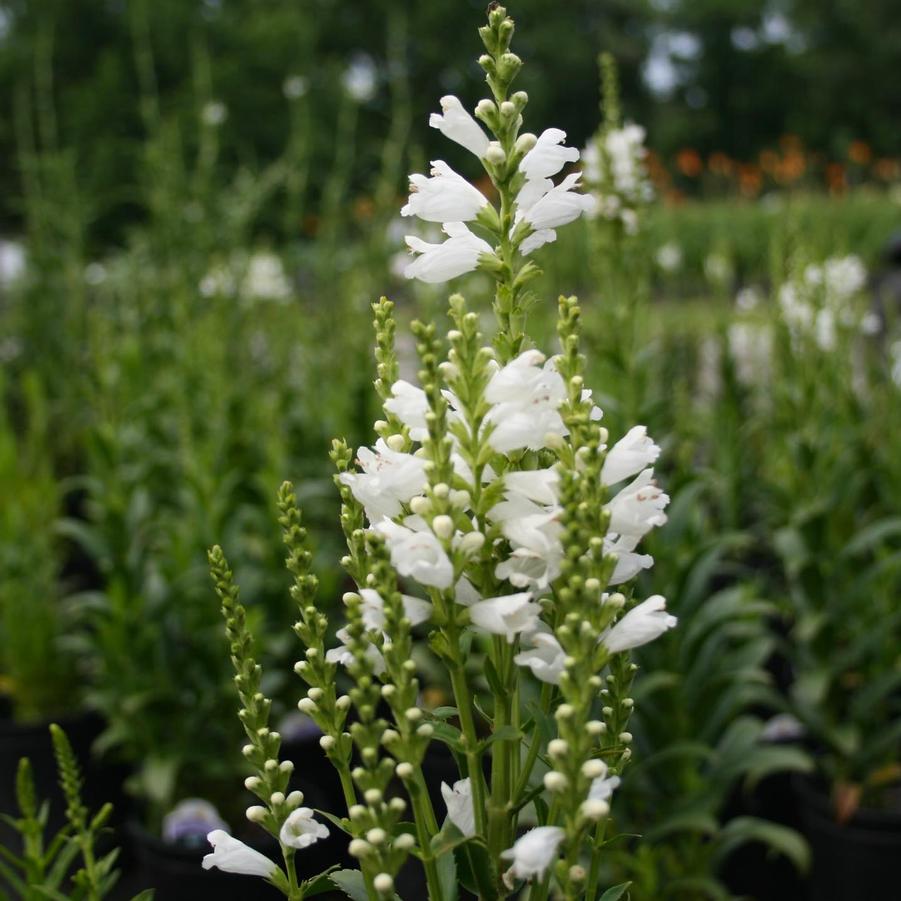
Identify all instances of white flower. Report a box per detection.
[502,469,560,506]
[514,631,565,684]
[440,778,476,837]
[402,160,488,223]
[469,593,540,643]
[606,469,669,543]
[343,55,377,102]
[279,808,329,849]
[202,831,276,878]
[485,351,567,453]
[495,507,564,591]
[242,252,292,302]
[522,173,596,231]
[338,439,428,521]
[501,826,565,887]
[384,380,430,441]
[405,222,494,284]
[429,95,490,158]
[602,427,661,486]
[325,627,386,675]
[605,538,654,585]
[603,595,677,653]
[359,588,432,631]
[202,101,227,127]
[0,240,26,287]
[375,519,454,589]
[519,128,580,181]
[655,242,682,272]
[586,760,621,801]
[519,228,557,255]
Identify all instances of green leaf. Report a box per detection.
[479,724,523,752]
[600,882,632,901]
[303,867,341,897]
[129,891,156,901]
[329,870,368,901]
[436,845,459,901]
[713,816,810,874]
[430,706,460,720]
[483,656,505,696]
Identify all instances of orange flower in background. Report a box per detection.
[708,152,734,176]
[354,196,375,221]
[738,163,762,197]
[676,148,702,178]
[826,162,847,194]
[779,133,802,153]
[777,149,806,184]
[759,149,779,175]
[645,149,672,189]
[848,141,872,165]
[874,158,900,181]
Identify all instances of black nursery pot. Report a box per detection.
[794,774,901,901]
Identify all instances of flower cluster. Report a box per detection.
[582,54,653,235]
[778,254,873,349]
[206,7,675,899]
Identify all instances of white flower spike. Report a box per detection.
[519,128,580,181]
[469,592,541,643]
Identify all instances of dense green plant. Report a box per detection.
[0,373,77,721]
[0,725,151,900]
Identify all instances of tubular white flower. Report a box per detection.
[202,831,276,878]
[603,595,677,653]
[279,808,330,850]
[514,631,566,684]
[501,826,565,887]
[338,439,428,521]
[502,468,560,506]
[429,95,490,158]
[401,160,488,223]
[384,380,429,442]
[495,507,564,591]
[522,173,596,231]
[519,128,580,180]
[605,469,669,542]
[519,228,557,256]
[586,762,621,801]
[605,542,654,585]
[359,588,432,631]
[375,518,454,589]
[440,778,476,837]
[405,222,494,284]
[468,592,540,643]
[601,426,661,486]
[325,627,386,675]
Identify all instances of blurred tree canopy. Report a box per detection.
[0,0,898,242]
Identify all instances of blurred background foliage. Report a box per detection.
[1,0,900,244]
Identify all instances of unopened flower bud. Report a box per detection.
[381,729,399,745]
[581,799,610,821]
[606,593,626,609]
[449,489,470,509]
[544,771,568,792]
[320,735,335,751]
[548,739,568,758]
[432,515,454,539]
[298,697,316,714]
[349,804,367,820]
[246,805,267,823]
[405,707,423,722]
[475,98,496,118]
[485,142,506,165]
[602,706,614,717]
[244,776,261,791]
[270,791,285,806]
[366,828,387,845]
[459,531,485,554]
[348,838,371,858]
[394,833,415,851]
[336,694,351,710]
[555,704,574,720]
[619,732,633,744]
[515,132,537,154]
[374,874,394,894]
[242,744,254,758]
[410,495,430,515]
[389,797,406,813]
[417,723,434,738]
[264,758,278,772]
[396,762,414,779]
[433,482,450,498]
[586,720,606,736]
[386,433,405,452]
[500,100,516,116]
[582,759,606,779]
[287,791,304,808]
[621,748,633,762]
[364,788,382,805]
[569,865,587,883]
[381,684,396,698]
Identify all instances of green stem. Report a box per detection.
[513,681,554,801]
[409,771,444,900]
[284,848,303,900]
[447,655,487,836]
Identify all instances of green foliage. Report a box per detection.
[0,727,151,901]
